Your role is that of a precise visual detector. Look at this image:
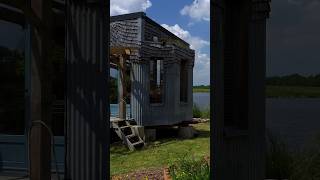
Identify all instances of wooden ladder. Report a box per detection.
[111,120,144,151]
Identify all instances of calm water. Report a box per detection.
[111,93,320,150]
[110,104,131,118]
[193,92,210,109]
[266,98,320,150]
[193,92,320,150]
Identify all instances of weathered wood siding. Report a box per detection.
[110,17,142,48]
[65,0,109,179]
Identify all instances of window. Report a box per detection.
[0,45,25,135]
[150,59,164,104]
[180,60,188,103]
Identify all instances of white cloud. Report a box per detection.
[161,24,209,51]
[161,24,210,85]
[180,0,210,22]
[110,0,152,16]
[193,53,210,85]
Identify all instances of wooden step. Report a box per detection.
[111,119,145,150]
[120,126,132,135]
[126,134,136,138]
[132,140,144,146]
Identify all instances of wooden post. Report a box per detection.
[118,55,127,120]
[29,0,52,179]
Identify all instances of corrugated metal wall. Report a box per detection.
[131,62,149,125]
[212,0,270,179]
[65,0,109,179]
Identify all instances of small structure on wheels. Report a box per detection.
[110,12,195,149]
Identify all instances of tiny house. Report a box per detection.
[110,12,195,126]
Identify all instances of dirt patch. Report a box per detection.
[112,168,164,180]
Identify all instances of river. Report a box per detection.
[193,92,320,150]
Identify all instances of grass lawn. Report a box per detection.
[193,88,210,93]
[266,86,320,98]
[110,122,210,176]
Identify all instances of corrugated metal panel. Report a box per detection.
[212,0,269,179]
[65,0,109,180]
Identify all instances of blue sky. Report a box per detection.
[111,0,210,85]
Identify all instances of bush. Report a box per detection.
[169,155,210,180]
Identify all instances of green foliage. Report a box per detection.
[169,155,210,180]
[290,134,320,180]
[266,131,320,179]
[193,104,202,118]
[201,108,210,119]
[193,104,210,119]
[266,86,320,98]
[266,130,294,178]
[193,85,210,93]
[266,74,320,87]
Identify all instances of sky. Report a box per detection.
[267,0,320,76]
[1,0,319,84]
[110,0,211,85]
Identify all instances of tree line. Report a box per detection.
[266,74,320,87]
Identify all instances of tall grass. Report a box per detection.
[266,130,294,178]
[169,155,210,180]
[193,104,210,119]
[266,131,320,179]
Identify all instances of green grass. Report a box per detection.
[193,88,210,93]
[266,86,320,98]
[110,122,210,176]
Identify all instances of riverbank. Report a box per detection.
[266,86,320,98]
[193,86,320,98]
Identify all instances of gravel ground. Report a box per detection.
[111,168,164,180]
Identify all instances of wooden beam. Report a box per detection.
[110,47,135,55]
[29,0,53,179]
[118,55,126,120]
